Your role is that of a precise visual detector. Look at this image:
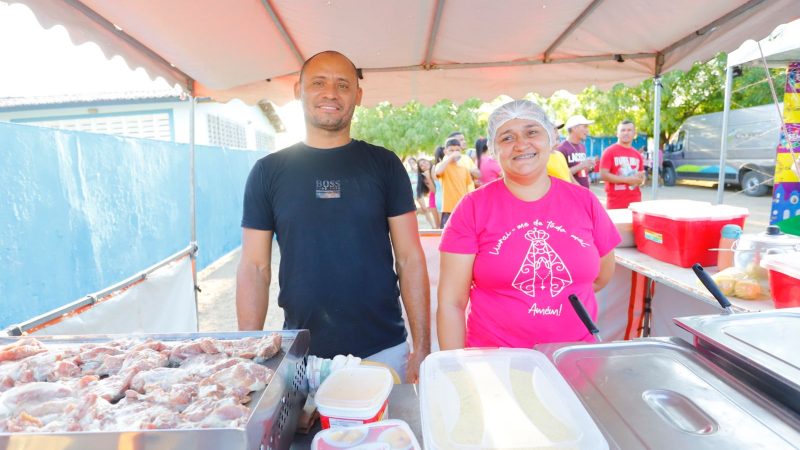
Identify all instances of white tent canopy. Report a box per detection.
[10,0,799,107]
[727,18,800,68]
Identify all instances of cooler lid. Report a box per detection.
[760,251,800,278]
[419,348,607,450]
[628,200,748,221]
[674,309,800,393]
[537,338,800,449]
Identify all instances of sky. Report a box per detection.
[0,2,305,145]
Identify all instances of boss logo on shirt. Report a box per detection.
[316,179,341,199]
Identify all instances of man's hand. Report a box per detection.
[405,347,429,383]
[630,171,646,185]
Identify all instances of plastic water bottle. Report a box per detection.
[717,224,743,270]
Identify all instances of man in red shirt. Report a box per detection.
[600,120,646,209]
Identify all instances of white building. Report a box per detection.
[0,87,284,152]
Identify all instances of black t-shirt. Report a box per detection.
[241,140,416,358]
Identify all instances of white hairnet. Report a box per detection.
[487,100,556,153]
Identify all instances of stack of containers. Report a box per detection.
[628,200,748,267]
[314,365,394,428]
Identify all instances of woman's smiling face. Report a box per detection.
[493,118,551,181]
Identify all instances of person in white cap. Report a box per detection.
[557,114,596,188]
[437,99,620,350]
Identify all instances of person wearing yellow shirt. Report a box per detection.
[435,138,474,228]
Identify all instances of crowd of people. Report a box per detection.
[402,111,647,229]
[236,50,649,382]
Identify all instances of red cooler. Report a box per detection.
[760,252,800,308]
[629,200,748,268]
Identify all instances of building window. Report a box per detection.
[207,115,247,149]
[30,113,172,141]
[255,130,274,152]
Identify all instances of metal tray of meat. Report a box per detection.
[0,329,309,450]
[674,308,800,414]
[536,338,800,450]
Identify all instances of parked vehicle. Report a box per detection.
[662,103,782,196]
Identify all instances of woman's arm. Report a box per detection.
[437,252,476,350]
[593,250,616,292]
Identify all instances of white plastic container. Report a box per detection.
[607,208,634,247]
[311,419,421,450]
[315,365,393,429]
[419,348,608,450]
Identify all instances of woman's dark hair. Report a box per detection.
[474,137,488,168]
[434,146,445,164]
[416,159,431,197]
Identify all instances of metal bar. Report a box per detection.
[62,0,195,90]
[360,52,655,73]
[189,95,199,327]
[259,0,305,66]
[651,77,662,199]
[4,245,198,335]
[717,66,734,204]
[543,0,605,62]
[423,0,446,69]
[659,0,768,63]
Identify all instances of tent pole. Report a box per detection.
[189,95,199,327]
[717,66,734,204]
[651,77,662,199]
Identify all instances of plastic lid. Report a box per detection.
[419,348,608,450]
[760,251,800,279]
[311,419,421,450]
[628,200,749,221]
[315,366,393,417]
[738,227,800,248]
[721,224,743,239]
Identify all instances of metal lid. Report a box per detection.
[537,338,800,449]
[736,226,800,249]
[674,309,800,413]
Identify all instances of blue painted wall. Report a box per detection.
[585,134,648,158]
[0,122,265,328]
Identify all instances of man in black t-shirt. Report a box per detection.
[236,51,431,382]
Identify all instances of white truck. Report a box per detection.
[662,103,782,196]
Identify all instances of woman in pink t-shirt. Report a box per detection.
[475,137,502,186]
[438,100,620,350]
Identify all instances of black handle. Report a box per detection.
[569,294,600,337]
[692,263,732,310]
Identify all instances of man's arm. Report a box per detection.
[388,211,431,383]
[236,228,273,330]
[437,252,474,350]
[434,153,457,176]
[600,168,645,186]
[569,158,594,175]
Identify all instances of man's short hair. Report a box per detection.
[448,131,463,139]
[619,119,635,127]
[445,138,461,148]
[299,50,361,84]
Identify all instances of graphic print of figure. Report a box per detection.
[512,229,572,298]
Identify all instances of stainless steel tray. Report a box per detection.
[537,338,800,450]
[674,308,800,414]
[0,330,310,450]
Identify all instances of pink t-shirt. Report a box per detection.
[479,155,502,186]
[439,178,621,348]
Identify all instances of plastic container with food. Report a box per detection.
[628,200,748,268]
[315,365,393,429]
[311,419,421,450]
[760,251,800,308]
[419,348,608,450]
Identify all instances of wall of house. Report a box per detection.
[0,121,265,328]
[0,98,276,151]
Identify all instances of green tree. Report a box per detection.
[351,99,486,157]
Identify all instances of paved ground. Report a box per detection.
[197,180,774,331]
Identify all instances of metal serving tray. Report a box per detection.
[675,308,800,414]
[537,338,800,450]
[0,329,310,450]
